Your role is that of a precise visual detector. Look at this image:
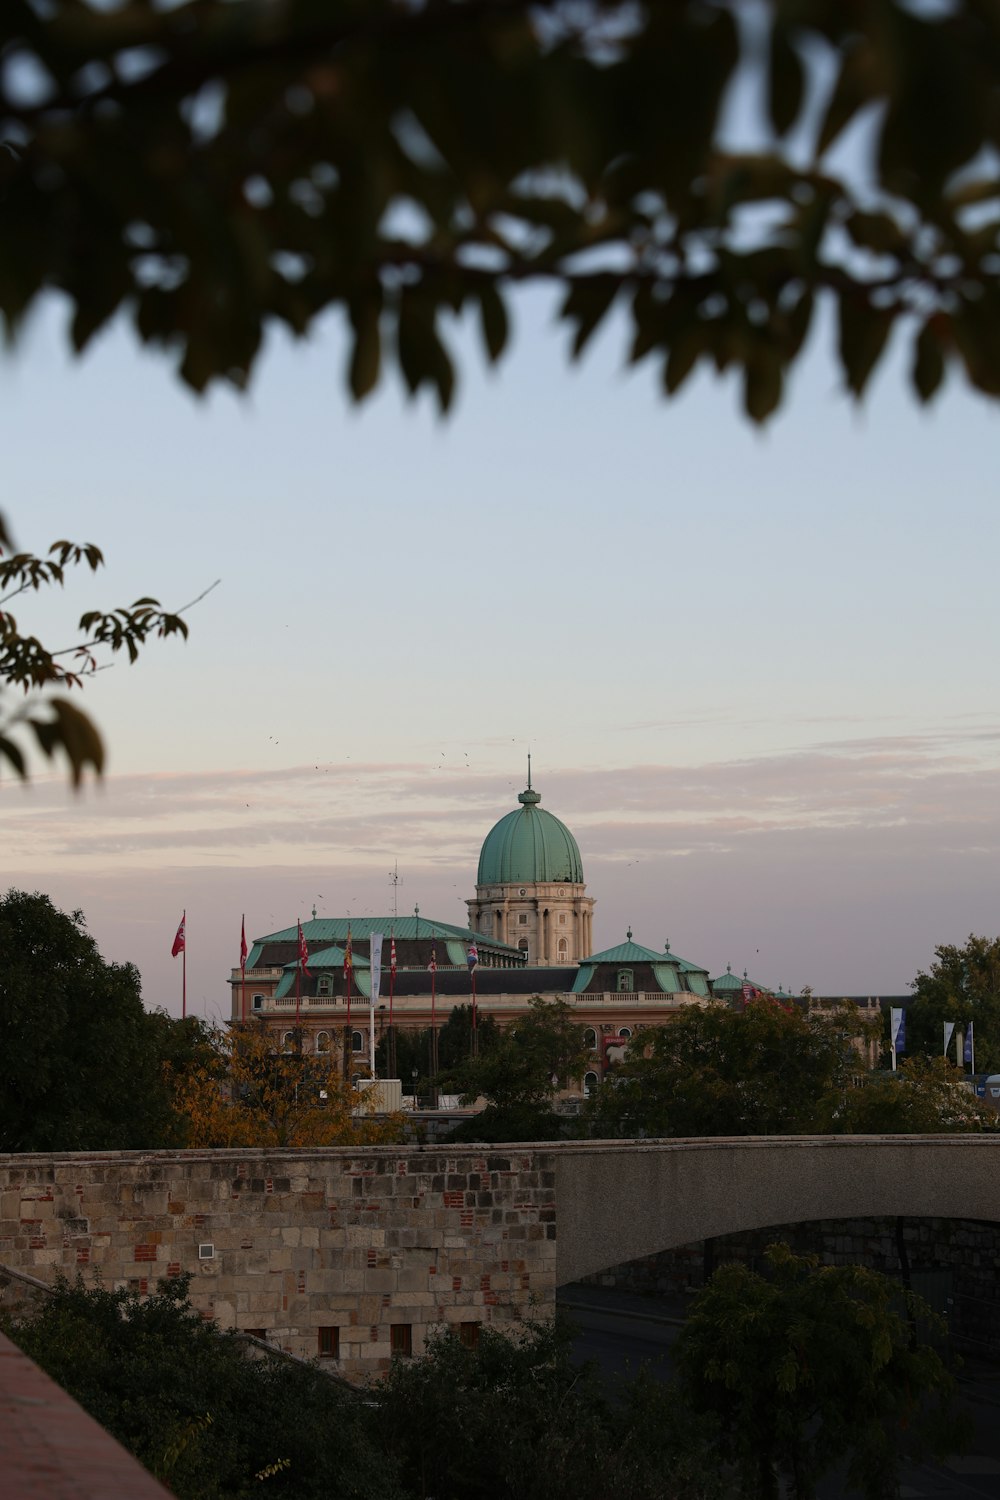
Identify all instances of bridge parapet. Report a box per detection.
[1,1137,998,1381]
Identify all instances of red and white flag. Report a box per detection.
[240,916,248,976]
[171,913,186,957]
[297,918,311,977]
[428,943,437,975]
[390,935,397,977]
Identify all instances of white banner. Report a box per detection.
[370,933,383,1005]
[944,1020,956,1058]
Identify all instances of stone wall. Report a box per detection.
[0,1148,557,1382]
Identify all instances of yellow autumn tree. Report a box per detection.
[171,1022,405,1149]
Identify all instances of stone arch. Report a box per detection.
[550,1137,1000,1287]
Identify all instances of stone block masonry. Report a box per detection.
[0,1148,558,1382]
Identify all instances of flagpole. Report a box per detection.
[241,913,247,1024]
[182,909,186,1020]
[429,944,438,1107]
[344,928,353,1083]
[471,966,478,1059]
[389,930,396,1079]
[296,924,301,1030]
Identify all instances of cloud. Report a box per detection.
[6,724,1000,1007]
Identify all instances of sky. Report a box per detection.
[3,273,999,1019]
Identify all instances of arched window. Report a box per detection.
[352,1030,364,1053]
[617,969,634,993]
[316,1031,331,1053]
[583,1028,598,1051]
[557,938,568,957]
[618,1027,632,1041]
[318,976,332,996]
[518,939,529,955]
[281,1031,294,1052]
[583,1071,599,1098]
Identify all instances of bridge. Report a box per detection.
[2,1136,998,1382]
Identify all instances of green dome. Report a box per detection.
[477,781,584,886]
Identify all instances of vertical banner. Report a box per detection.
[964,1020,975,1070]
[369,933,383,1077]
[890,1007,904,1069]
[943,1020,956,1058]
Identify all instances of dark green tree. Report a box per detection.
[586,998,874,1139]
[0,889,185,1151]
[2,1273,400,1500]
[825,1055,997,1135]
[376,1004,501,1086]
[374,1318,731,1500]
[5,2,1000,780]
[906,935,1000,1073]
[441,996,591,1140]
[2,3,998,416]
[675,1243,967,1500]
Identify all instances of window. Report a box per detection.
[518,914,528,926]
[281,1030,294,1051]
[583,1028,597,1051]
[618,1027,632,1041]
[583,1071,599,1098]
[252,994,264,1011]
[459,1321,480,1350]
[198,1243,214,1260]
[617,970,634,993]
[318,1326,340,1359]
[352,1030,364,1053]
[559,913,567,925]
[316,1031,331,1053]
[318,976,332,996]
[557,938,568,957]
[518,939,529,955]
[390,1323,412,1358]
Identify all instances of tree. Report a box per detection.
[0,889,186,1150]
[375,1004,501,1088]
[586,998,875,1139]
[675,1243,967,1500]
[2,1273,402,1500]
[5,3,999,780]
[0,520,192,782]
[440,996,591,1140]
[374,1317,731,1500]
[826,1055,997,1135]
[171,1020,406,1148]
[906,935,1000,1074]
[2,3,999,419]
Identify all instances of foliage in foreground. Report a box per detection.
[1,1274,398,1500]
[3,1275,730,1500]
[0,516,191,783]
[675,1243,968,1500]
[3,3,999,419]
[374,1318,731,1500]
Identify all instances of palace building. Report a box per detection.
[229,770,860,1090]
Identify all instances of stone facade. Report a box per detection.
[0,1148,557,1382]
